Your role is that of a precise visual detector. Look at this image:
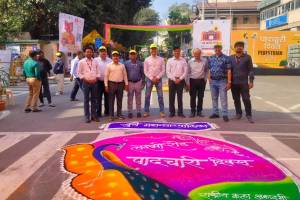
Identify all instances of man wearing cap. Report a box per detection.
[166,46,188,118]
[70,50,84,101]
[94,46,112,118]
[36,50,55,107]
[208,43,232,122]
[229,41,255,123]
[186,48,208,118]
[104,51,128,121]
[53,51,65,95]
[143,44,165,118]
[23,51,42,112]
[78,46,100,123]
[125,50,145,118]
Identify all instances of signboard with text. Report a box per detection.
[193,20,231,56]
[266,14,288,29]
[231,30,300,68]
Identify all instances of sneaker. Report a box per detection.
[32,109,42,112]
[128,113,133,119]
[118,115,125,120]
[143,112,150,117]
[223,116,229,122]
[209,114,220,119]
[178,114,186,118]
[137,113,142,118]
[169,113,175,118]
[55,92,61,96]
[246,115,254,123]
[234,114,242,120]
[189,112,196,118]
[39,103,45,107]
[48,104,56,107]
[160,112,166,118]
[24,108,31,113]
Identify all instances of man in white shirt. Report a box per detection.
[166,46,188,118]
[186,48,208,117]
[70,51,83,101]
[77,46,100,123]
[94,46,112,118]
[104,51,128,121]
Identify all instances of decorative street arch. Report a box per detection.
[104,23,193,43]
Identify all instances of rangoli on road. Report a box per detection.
[62,132,300,200]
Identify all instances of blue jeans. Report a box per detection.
[82,81,97,119]
[144,78,164,112]
[210,80,228,116]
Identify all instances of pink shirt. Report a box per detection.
[77,58,100,82]
[166,57,188,81]
[144,55,165,80]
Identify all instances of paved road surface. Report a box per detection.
[0,76,299,199]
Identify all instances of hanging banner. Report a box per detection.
[231,30,300,69]
[59,13,84,53]
[193,20,231,56]
[104,23,193,43]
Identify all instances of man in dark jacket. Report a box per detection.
[37,50,55,107]
[229,41,254,123]
[53,52,65,95]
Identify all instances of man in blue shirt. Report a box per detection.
[208,43,232,122]
[125,50,145,118]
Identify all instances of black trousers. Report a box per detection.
[39,77,51,104]
[82,81,97,119]
[70,78,82,100]
[231,83,252,116]
[97,80,109,117]
[108,81,124,117]
[189,78,206,113]
[168,79,185,115]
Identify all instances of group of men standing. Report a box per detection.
[70,41,254,124]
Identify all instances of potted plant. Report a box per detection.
[0,68,10,111]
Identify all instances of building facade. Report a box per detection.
[192,0,261,30]
[259,0,300,30]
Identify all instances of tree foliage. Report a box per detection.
[166,3,192,48]
[128,8,160,47]
[0,0,153,47]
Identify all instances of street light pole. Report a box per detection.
[216,0,218,19]
[202,0,205,20]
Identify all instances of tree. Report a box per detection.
[127,8,160,47]
[0,0,26,41]
[166,3,192,48]
[0,0,153,45]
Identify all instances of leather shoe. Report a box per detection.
[92,117,100,122]
[189,112,196,118]
[223,116,229,122]
[169,113,175,118]
[32,109,42,112]
[209,114,220,119]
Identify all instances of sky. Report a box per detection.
[151,0,194,20]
